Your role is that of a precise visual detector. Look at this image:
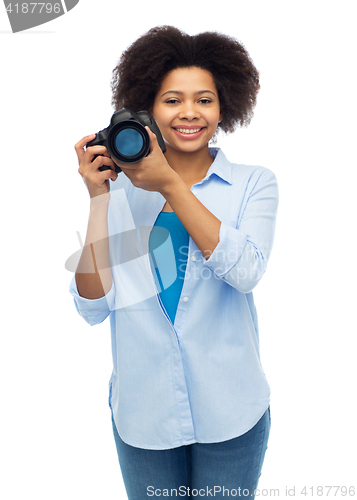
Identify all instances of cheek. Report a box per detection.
[156,120,172,139]
[159,117,171,128]
[153,116,168,132]
[211,108,222,123]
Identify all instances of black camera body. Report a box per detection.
[86,109,166,173]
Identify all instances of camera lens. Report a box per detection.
[115,127,144,158]
[107,116,151,165]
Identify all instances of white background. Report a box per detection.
[1,1,356,498]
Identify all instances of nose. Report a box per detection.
[178,101,200,121]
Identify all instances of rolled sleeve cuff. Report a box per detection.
[202,222,248,277]
[69,275,115,326]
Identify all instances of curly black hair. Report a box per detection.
[111,26,260,134]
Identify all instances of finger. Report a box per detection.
[92,155,116,172]
[145,126,158,143]
[101,166,118,182]
[79,154,115,178]
[83,162,118,187]
[110,171,119,182]
[83,145,112,162]
[145,126,160,154]
[74,134,96,162]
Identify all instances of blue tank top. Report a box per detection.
[149,211,189,324]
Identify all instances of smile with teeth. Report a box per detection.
[174,127,204,134]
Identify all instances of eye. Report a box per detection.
[165,98,180,104]
[199,98,212,104]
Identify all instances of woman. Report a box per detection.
[70,25,279,499]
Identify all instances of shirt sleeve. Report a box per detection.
[203,169,279,293]
[69,274,115,326]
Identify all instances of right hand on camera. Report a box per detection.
[75,134,118,199]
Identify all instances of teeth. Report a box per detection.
[175,128,202,134]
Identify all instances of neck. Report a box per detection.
[164,145,214,186]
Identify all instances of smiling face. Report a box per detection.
[151,67,222,156]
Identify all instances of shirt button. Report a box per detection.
[191,256,196,261]
[183,297,189,302]
[192,190,197,196]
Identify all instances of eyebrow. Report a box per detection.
[160,90,217,98]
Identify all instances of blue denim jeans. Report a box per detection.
[111,408,270,499]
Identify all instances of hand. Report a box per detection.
[74,134,119,199]
[115,127,179,193]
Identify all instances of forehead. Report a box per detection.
[158,67,217,95]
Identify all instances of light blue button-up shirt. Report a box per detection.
[69,148,279,450]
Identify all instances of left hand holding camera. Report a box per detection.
[116,127,179,194]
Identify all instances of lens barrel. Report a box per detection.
[108,121,150,164]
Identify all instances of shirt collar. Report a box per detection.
[202,148,233,185]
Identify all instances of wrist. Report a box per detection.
[89,192,110,211]
[159,171,185,198]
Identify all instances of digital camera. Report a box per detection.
[86,109,166,173]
